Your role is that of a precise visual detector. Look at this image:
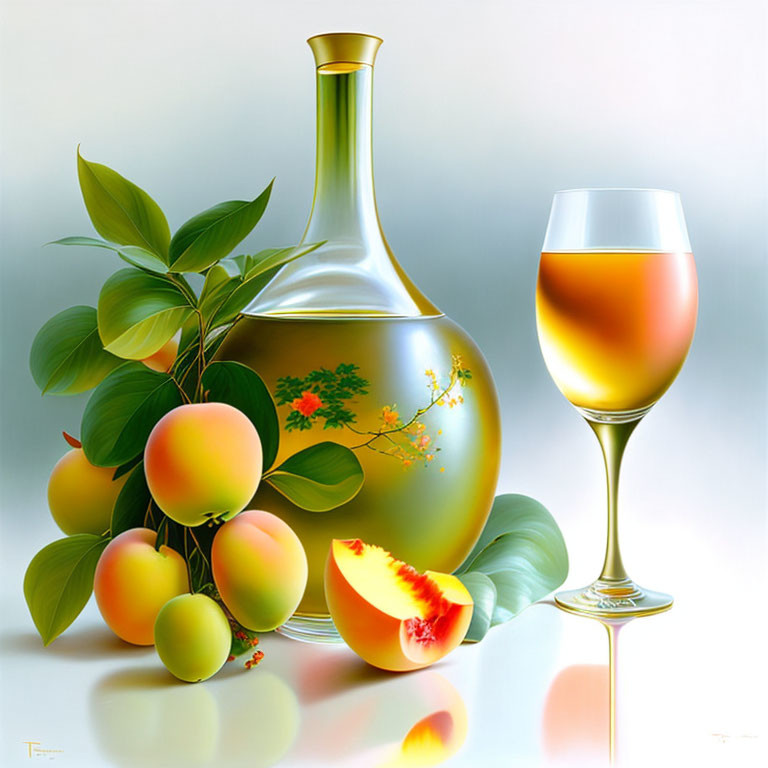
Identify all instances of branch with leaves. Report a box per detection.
[24,150,364,652]
[276,354,474,469]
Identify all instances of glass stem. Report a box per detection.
[587,419,641,583]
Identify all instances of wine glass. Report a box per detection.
[536,188,698,617]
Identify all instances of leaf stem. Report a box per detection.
[169,373,191,404]
[194,311,205,402]
[188,527,211,575]
[168,274,198,308]
[183,527,194,591]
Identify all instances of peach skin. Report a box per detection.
[212,510,308,632]
[144,402,262,527]
[48,447,127,535]
[94,528,189,645]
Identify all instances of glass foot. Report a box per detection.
[555,578,673,618]
[276,614,344,644]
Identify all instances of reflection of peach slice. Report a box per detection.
[325,539,473,672]
[542,664,609,763]
[387,697,468,766]
[293,669,467,767]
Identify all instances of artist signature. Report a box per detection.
[22,741,64,759]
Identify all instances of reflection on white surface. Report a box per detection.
[90,660,300,767]
[91,668,220,767]
[0,593,765,767]
[542,615,630,768]
[86,623,470,768]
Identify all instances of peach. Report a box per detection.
[212,510,308,632]
[47,447,127,535]
[94,528,189,645]
[144,402,262,526]
[154,594,232,682]
[325,539,474,672]
[141,335,179,373]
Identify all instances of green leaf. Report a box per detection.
[97,267,194,359]
[265,442,363,512]
[199,243,323,328]
[48,237,168,274]
[198,263,240,323]
[114,246,170,274]
[48,236,115,250]
[81,362,183,466]
[457,571,497,643]
[77,149,170,258]
[111,462,151,536]
[455,494,568,629]
[178,314,201,356]
[29,306,122,395]
[208,267,279,328]
[24,534,109,645]
[168,181,273,273]
[201,361,280,470]
[112,453,142,480]
[224,242,323,280]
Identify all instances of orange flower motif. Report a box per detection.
[381,405,399,426]
[292,391,323,417]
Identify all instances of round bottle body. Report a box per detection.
[217,313,501,616]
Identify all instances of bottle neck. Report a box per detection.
[244,58,439,317]
[303,65,380,243]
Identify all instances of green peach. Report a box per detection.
[212,510,308,632]
[154,593,232,683]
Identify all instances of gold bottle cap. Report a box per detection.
[307,32,383,72]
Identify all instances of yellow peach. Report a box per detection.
[144,402,262,527]
[324,539,473,672]
[47,447,127,535]
[94,528,189,645]
[212,510,308,632]
[141,335,179,373]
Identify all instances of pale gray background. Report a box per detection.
[1,1,766,766]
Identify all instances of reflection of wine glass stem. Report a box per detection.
[604,621,622,765]
[588,419,641,583]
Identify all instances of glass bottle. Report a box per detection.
[218,33,502,642]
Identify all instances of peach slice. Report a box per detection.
[325,539,473,672]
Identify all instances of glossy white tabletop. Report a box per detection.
[1,557,764,767]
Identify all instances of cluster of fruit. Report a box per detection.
[48,399,309,682]
[47,392,474,682]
